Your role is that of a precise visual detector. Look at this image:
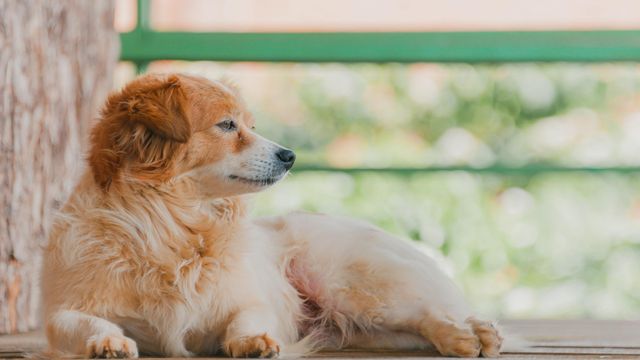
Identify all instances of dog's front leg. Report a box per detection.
[45,310,138,358]
[223,306,281,358]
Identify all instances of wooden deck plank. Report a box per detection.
[501,319,640,347]
[0,320,638,359]
[0,331,46,354]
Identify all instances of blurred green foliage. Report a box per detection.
[133,61,640,318]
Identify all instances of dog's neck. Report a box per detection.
[67,172,248,255]
[101,173,246,223]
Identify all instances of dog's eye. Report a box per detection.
[216,119,237,132]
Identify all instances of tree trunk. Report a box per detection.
[0,1,118,334]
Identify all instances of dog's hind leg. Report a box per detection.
[45,310,138,358]
[334,264,502,357]
[343,252,502,357]
[279,212,503,357]
[342,256,502,357]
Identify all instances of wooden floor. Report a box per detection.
[1,320,639,359]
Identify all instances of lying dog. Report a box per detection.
[42,73,502,358]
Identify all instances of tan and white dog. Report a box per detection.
[42,73,503,358]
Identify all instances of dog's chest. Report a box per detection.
[124,247,237,354]
[144,240,230,305]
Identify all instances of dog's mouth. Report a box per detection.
[229,174,283,186]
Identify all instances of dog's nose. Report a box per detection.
[276,149,296,170]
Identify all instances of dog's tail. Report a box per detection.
[279,323,531,359]
[279,328,329,359]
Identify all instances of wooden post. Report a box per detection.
[0,1,118,334]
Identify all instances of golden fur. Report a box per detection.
[42,73,502,358]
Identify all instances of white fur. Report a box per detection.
[42,74,502,358]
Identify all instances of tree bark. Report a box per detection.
[0,1,118,334]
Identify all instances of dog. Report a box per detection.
[41,73,503,358]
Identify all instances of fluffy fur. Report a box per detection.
[42,73,502,358]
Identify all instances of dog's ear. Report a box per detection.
[89,75,191,190]
[126,75,191,142]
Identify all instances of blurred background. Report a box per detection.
[114,0,640,320]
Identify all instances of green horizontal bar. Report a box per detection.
[292,165,640,174]
[120,30,640,63]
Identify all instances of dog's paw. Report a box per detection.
[86,334,139,358]
[466,317,503,357]
[425,320,482,357]
[225,333,280,358]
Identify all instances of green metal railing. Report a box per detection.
[121,30,640,64]
[119,0,640,175]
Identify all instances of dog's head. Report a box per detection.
[89,73,295,197]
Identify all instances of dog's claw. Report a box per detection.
[226,334,280,358]
[86,334,138,359]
